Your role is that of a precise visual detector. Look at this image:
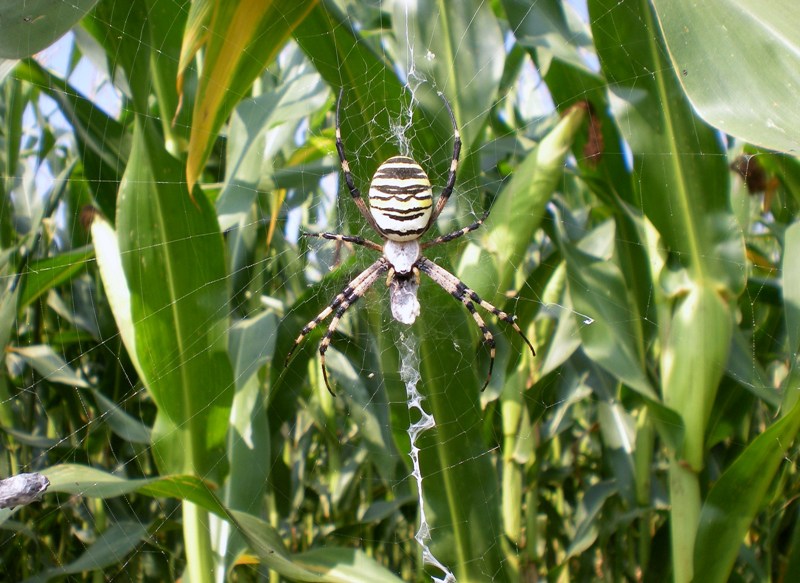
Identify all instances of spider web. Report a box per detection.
[0,0,786,581]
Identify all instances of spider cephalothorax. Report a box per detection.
[286,88,535,395]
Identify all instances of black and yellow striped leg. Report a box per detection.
[429,91,462,224]
[422,210,489,249]
[463,299,497,390]
[285,258,388,396]
[285,258,387,366]
[335,89,384,235]
[417,258,535,390]
[317,260,388,395]
[302,231,383,252]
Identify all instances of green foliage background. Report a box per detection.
[1,0,799,582]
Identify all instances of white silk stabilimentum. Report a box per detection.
[398,333,456,583]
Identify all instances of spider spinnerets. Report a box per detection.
[286,88,535,395]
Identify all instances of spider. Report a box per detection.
[286,89,535,395]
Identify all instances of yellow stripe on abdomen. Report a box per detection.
[368,156,433,241]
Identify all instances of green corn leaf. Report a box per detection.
[184,0,317,191]
[784,222,800,356]
[43,464,402,582]
[694,396,800,583]
[22,521,149,583]
[550,205,655,400]
[0,0,98,59]
[17,245,94,311]
[392,0,505,149]
[9,344,90,388]
[652,0,800,154]
[294,0,405,173]
[590,0,745,292]
[116,119,234,483]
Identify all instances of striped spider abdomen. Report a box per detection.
[368,156,433,242]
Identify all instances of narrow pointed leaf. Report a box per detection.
[185,0,318,191]
[551,206,655,400]
[459,106,585,300]
[23,521,149,583]
[17,245,94,310]
[694,397,800,583]
[9,345,90,388]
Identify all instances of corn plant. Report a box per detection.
[0,1,798,582]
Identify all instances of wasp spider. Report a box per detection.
[286,89,535,395]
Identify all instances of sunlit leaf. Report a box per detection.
[9,345,90,388]
[117,119,234,481]
[185,0,318,191]
[91,215,142,377]
[393,0,505,149]
[652,0,800,154]
[459,106,585,300]
[784,222,800,354]
[0,0,98,59]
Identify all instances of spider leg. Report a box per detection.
[336,89,384,235]
[285,258,388,396]
[302,231,383,252]
[463,299,497,390]
[428,91,462,225]
[422,210,489,249]
[317,260,388,395]
[418,257,535,391]
[285,259,387,367]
